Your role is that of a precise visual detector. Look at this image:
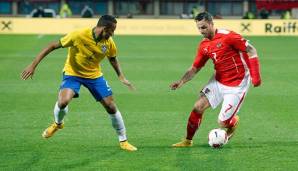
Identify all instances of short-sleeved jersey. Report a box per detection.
[60,28,117,79]
[193,29,250,87]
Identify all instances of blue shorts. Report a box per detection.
[60,74,113,101]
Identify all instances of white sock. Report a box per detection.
[109,110,127,142]
[53,102,68,124]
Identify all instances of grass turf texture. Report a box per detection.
[0,35,297,170]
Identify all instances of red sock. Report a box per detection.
[186,110,203,140]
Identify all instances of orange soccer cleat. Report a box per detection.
[42,122,64,138]
[226,115,239,140]
[172,139,193,147]
[120,141,137,152]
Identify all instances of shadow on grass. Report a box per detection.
[133,140,298,151]
[226,140,298,149]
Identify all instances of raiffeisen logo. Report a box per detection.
[265,22,298,33]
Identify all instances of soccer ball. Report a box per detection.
[208,128,228,148]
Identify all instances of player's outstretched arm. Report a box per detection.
[246,43,261,87]
[108,57,135,91]
[21,41,62,80]
[170,66,200,90]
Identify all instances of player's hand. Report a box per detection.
[21,65,35,80]
[119,75,135,91]
[170,80,183,90]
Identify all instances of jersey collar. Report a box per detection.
[92,27,100,44]
[210,29,219,40]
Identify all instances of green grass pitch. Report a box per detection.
[0,34,297,170]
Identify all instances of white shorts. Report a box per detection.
[201,73,250,122]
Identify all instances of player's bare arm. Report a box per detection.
[170,66,200,90]
[21,41,62,80]
[108,57,135,90]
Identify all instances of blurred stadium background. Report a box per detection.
[1,0,298,170]
[0,0,298,19]
[1,0,298,36]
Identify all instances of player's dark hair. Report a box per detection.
[97,15,117,28]
[195,12,213,22]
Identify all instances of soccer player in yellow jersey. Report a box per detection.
[21,15,137,151]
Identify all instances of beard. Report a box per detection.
[100,32,110,40]
[104,34,110,39]
[202,33,208,38]
[98,32,110,40]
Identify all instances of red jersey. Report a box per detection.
[193,29,250,87]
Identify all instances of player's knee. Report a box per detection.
[58,99,70,109]
[105,105,117,114]
[193,97,209,113]
[103,102,117,114]
[193,103,205,113]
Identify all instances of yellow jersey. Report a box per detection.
[60,28,117,78]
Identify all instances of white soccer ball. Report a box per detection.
[208,128,228,148]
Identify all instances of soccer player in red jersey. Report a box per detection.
[171,12,261,147]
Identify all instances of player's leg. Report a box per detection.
[187,95,210,140]
[99,96,137,151]
[173,76,221,147]
[42,89,76,138]
[42,75,80,138]
[100,96,126,142]
[225,115,239,140]
[172,95,210,147]
[218,92,246,141]
[54,88,75,123]
[86,76,137,151]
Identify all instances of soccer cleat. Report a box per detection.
[42,122,64,138]
[226,115,239,140]
[120,141,137,152]
[172,139,193,147]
